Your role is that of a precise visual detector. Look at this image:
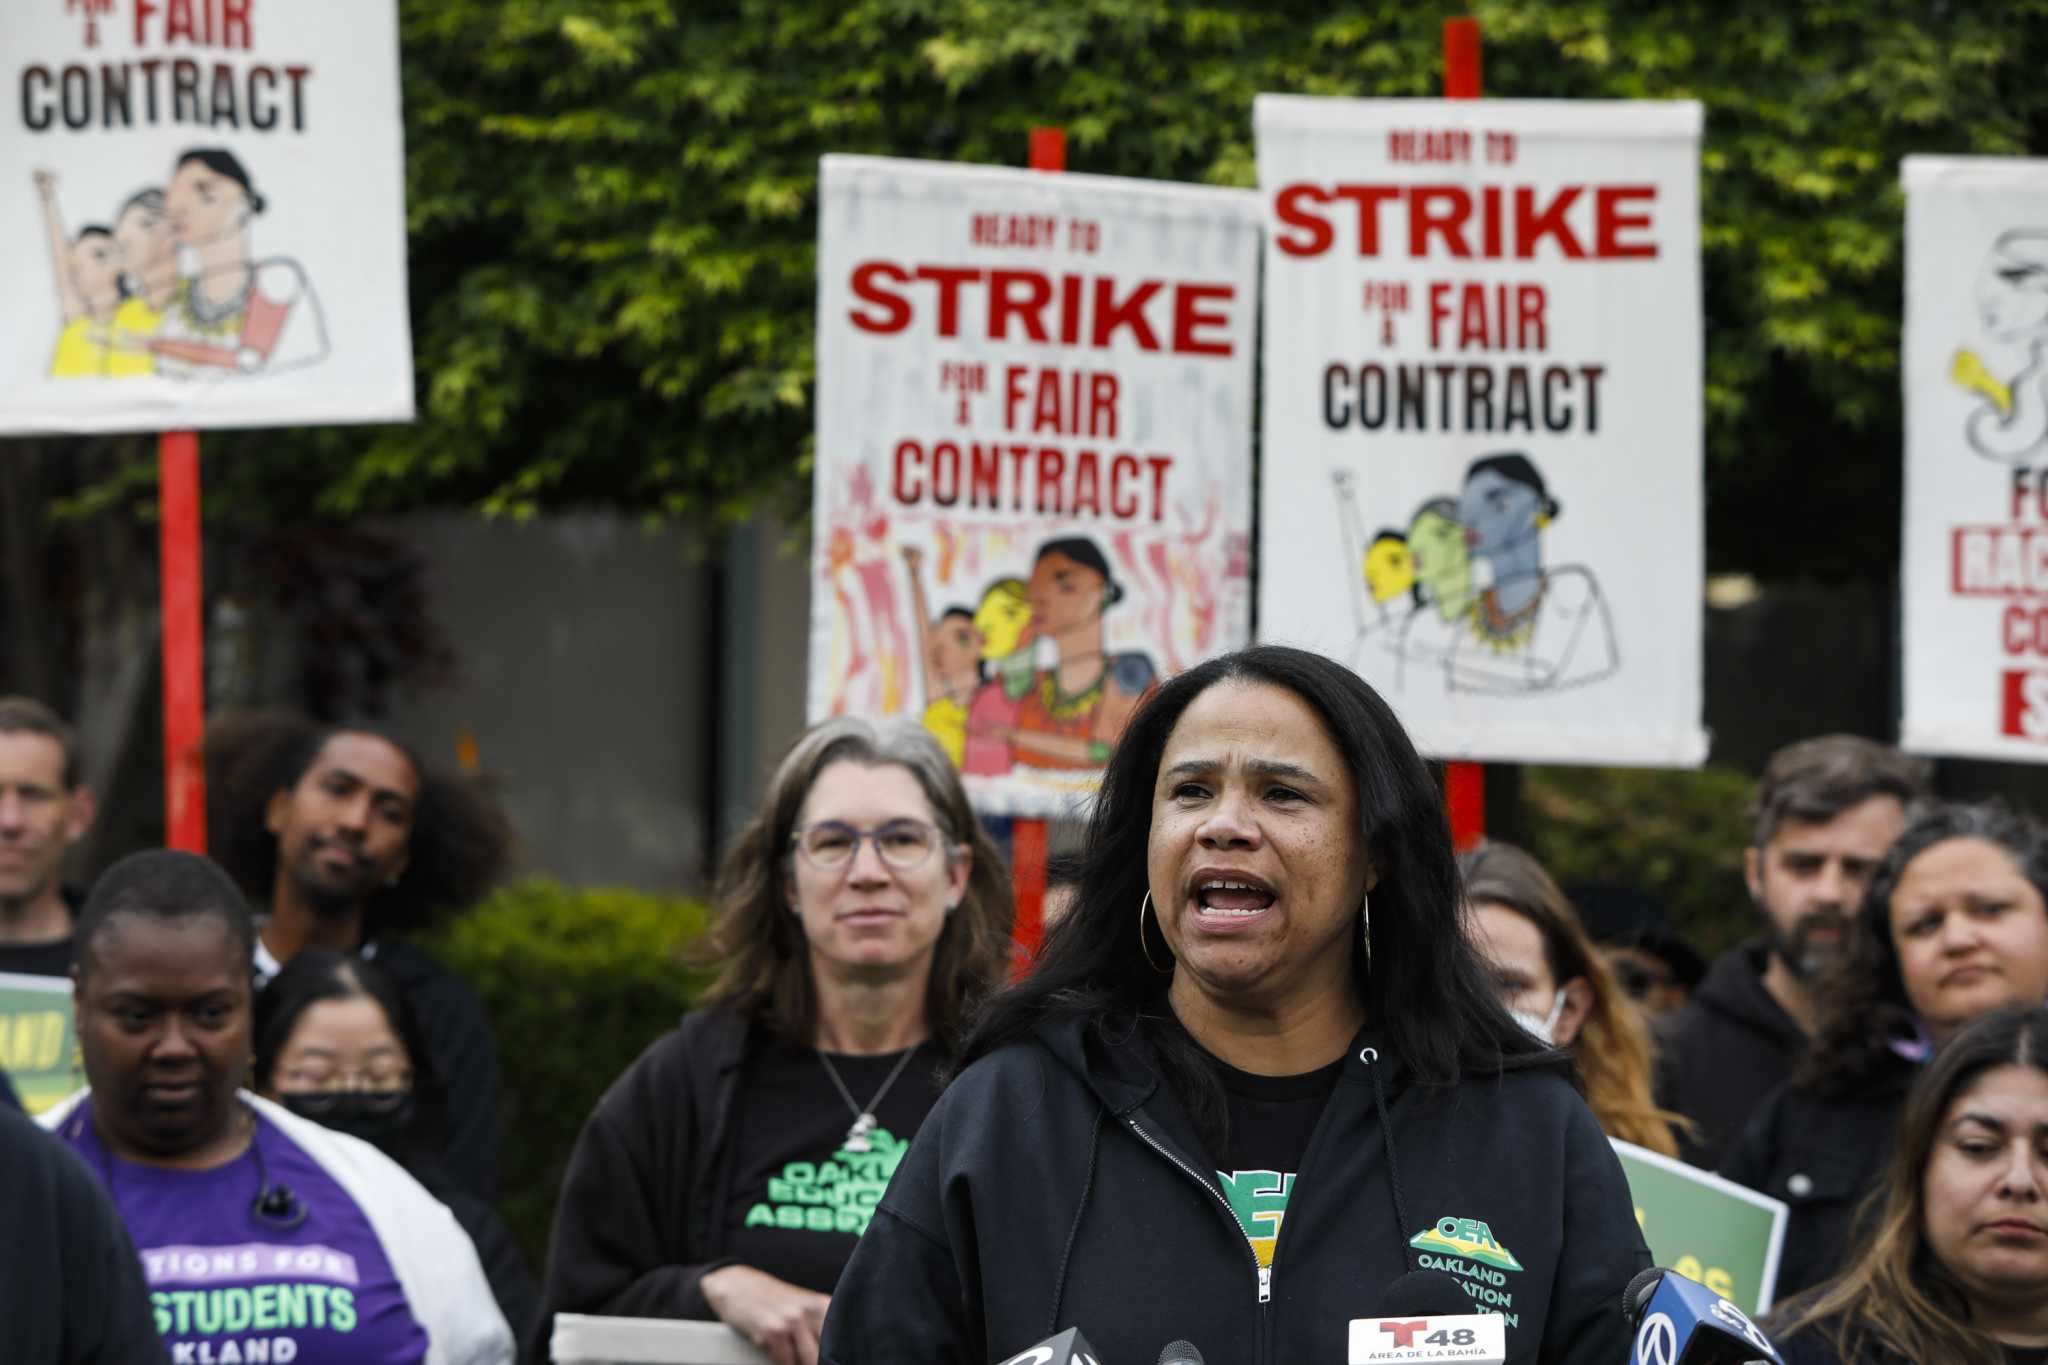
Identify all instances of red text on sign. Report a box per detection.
[1272,183,1660,261]
[849,262,1237,357]
[2001,671,2048,741]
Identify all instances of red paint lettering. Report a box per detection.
[850,261,912,333]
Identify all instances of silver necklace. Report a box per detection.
[816,1043,921,1153]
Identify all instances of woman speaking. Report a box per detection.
[820,646,1648,1364]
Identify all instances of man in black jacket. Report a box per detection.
[2,1102,168,1363]
[208,712,515,1201]
[1657,735,1929,1168]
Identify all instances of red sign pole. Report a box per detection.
[1004,126,1069,962]
[159,431,207,853]
[1443,18,1486,852]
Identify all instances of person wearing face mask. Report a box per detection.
[532,718,1013,1365]
[819,646,1648,1365]
[1460,842,1685,1157]
[1659,736,1931,1169]
[1765,1007,2048,1364]
[253,949,537,1343]
[1723,801,2048,1304]
[42,848,513,1364]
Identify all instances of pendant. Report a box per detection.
[844,1112,877,1153]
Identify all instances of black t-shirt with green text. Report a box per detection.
[722,1037,943,1295]
[1207,1053,1344,1269]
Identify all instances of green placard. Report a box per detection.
[0,971,78,1115]
[1611,1138,1788,1314]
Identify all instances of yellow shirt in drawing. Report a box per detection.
[922,697,968,768]
[48,303,158,379]
[111,297,163,375]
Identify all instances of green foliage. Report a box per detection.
[1525,763,1757,955]
[195,0,2048,581]
[422,878,714,1265]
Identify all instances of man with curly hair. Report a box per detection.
[207,712,514,1202]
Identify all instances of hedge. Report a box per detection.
[423,879,714,1267]
[1526,764,1758,956]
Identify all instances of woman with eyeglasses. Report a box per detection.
[531,718,1013,1365]
[253,949,538,1344]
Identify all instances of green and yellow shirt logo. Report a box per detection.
[1218,1169,1295,1268]
[1409,1216,1524,1272]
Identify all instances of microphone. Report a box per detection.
[1623,1267,1784,1365]
[994,1327,1106,1365]
[1157,1343,1203,1365]
[1349,1269,1507,1363]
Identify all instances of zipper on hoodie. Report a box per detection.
[1122,1112,1275,1320]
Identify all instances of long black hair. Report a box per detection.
[957,646,1557,1132]
[1800,800,2048,1098]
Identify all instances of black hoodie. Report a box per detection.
[820,1014,1648,1365]
[1656,938,1808,1170]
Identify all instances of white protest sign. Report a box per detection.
[1,0,412,433]
[1901,156,2048,759]
[1255,97,1706,765]
[811,155,1258,816]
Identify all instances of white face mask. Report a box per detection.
[1509,990,1569,1046]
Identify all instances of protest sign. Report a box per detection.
[1,0,412,433]
[1900,156,2048,759]
[1255,97,1707,766]
[0,971,78,1116]
[810,154,1259,816]
[1612,1138,1787,1315]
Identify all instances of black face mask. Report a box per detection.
[280,1090,415,1146]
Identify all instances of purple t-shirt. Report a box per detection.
[63,1109,429,1365]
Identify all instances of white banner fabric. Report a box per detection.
[1,0,413,433]
[1900,156,2048,761]
[810,155,1259,817]
[1254,97,1707,766]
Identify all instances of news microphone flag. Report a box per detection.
[1624,1267,1785,1365]
[1348,1313,1507,1363]
[995,1327,1106,1365]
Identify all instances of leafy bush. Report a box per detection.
[424,879,714,1266]
[1525,764,1758,957]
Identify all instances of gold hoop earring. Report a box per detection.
[1138,891,1174,975]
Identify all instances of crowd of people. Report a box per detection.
[4,658,2048,1364]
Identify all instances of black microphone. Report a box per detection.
[1157,1341,1203,1365]
[1623,1267,1784,1364]
[993,1327,1105,1365]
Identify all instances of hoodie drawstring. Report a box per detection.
[1363,1047,1416,1274]
[1047,1105,1106,1336]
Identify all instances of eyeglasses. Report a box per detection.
[791,819,945,871]
[277,1066,413,1093]
[1611,959,1678,999]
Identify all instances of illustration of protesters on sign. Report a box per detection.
[1953,230,2048,464]
[999,537,1158,770]
[1330,468,1418,665]
[901,546,1035,770]
[148,148,328,377]
[1365,453,1617,695]
[32,169,148,378]
[1390,495,1479,678]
